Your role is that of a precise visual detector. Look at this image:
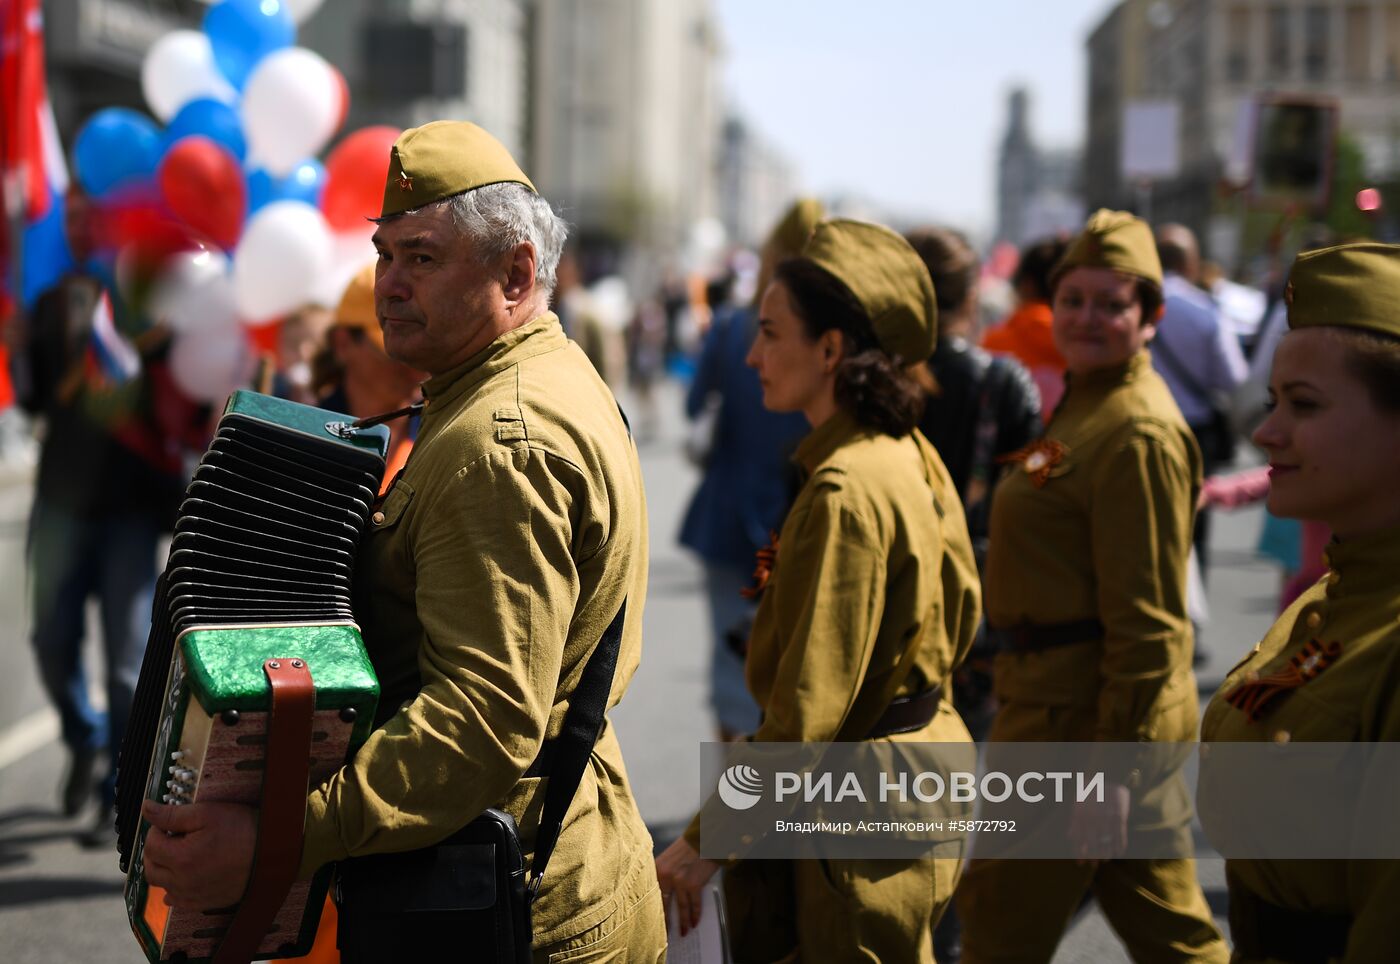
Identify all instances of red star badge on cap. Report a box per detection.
[397,170,414,192]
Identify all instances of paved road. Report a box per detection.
[0,380,1280,961]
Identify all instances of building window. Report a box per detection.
[1226,5,1251,83]
[1303,5,1330,80]
[1268,3,1292,79]
[1346,5,1372,82]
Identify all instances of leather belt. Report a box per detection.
[866,685,942,739]
[1228,876,1350,963]
[986,619,1104,653]
[527,685,946,767]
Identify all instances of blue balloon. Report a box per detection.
[73,108,161,198]
[162,98,247,161]
[246,159,326,214]
[203,0,295,90]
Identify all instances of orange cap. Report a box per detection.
[334,264,381,347]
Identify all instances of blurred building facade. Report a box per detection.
[531,0,722,287]
[995,88,1084,247]
[715,114,796,248]
[302,0,530,161]
[44,0,197,133]
[1086,0,1400,263]
[43,0,729,293]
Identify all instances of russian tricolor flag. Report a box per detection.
[86,288,140,383]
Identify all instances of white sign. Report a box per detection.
[1120,99,1181,180]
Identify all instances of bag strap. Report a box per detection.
[527,597,626,902]
[527,399,633,902]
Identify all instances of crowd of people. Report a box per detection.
[7,118,1399,963]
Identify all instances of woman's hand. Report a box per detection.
[1068,781,1130,865]
[655,836,720,936]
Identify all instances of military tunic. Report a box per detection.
[298,314,660,952]
[689,410,982,962]
[1201,524,1400,963]
[958,349,1228,963]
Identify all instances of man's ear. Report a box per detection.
[503,242,538,306]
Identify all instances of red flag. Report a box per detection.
[1,0,58,221]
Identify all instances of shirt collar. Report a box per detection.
[421,312,566,412]
[793,409,868,476]
[1321,521,1400,598]
[1064,347,1152,396]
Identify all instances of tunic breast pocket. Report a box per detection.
[1041,459,1074,483]
[366,477,416,568]
[372,476,415,531]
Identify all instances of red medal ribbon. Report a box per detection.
[998,438,1069,488]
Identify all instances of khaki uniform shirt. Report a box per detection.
[985,350,1202,741]
[300,313,653,944]
[1201,524,1400,963]
[745,412,980,743]
[684,412,980,847]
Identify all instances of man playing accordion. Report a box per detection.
[140,121,666,963]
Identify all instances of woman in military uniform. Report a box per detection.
[956,210,1229,963]
[655,219,982,962]
[1200,242,1400,964]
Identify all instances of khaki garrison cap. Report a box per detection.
[801,218,938,362]
[1285,242,1400,338]
[755,198,825,303]
[380,120,535,219]
[1054,208,1163,288]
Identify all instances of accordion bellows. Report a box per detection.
[117,391,388,964]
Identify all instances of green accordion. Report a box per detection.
[116,391,389,963]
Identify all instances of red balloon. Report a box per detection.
[93,185,205,297]
[158,136,246,250]
[321,126,400,232]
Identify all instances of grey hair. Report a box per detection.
[378,184,569,297]
[441,183,569,297]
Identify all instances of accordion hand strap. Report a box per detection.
[213,658,315,964]
[527,599,626,902]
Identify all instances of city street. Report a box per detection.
[0,380,1277,962]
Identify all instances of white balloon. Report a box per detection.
[242,47,343,177]
[150,248,237,334]
[232,201,334,322]
[283,0,328,24]
[169,323,254,405]
[310,227,376,308]
[141,30,235,123]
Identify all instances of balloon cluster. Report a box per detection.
[68,0,399,403]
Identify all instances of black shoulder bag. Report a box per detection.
[335,600,627,964]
